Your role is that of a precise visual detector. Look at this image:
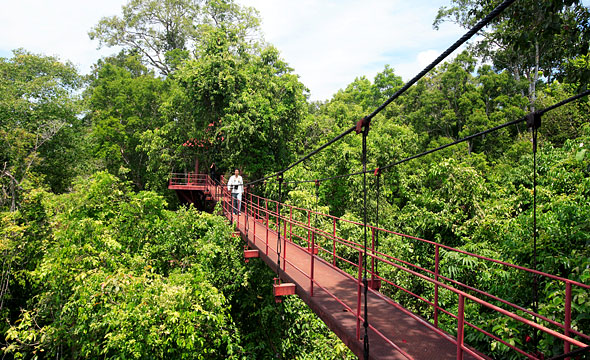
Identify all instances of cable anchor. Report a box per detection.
[355,117,370,134]
[527,112,541,153]
[526,111,541,130]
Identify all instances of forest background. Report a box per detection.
[1,0,589,359]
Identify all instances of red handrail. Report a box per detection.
[247,187,590,351]
[172,174,590,359]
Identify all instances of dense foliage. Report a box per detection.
[1,172,352,358]
[0,50,84,210]
[281,54,590,358]
[1,0,589,358]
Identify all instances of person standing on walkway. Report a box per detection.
[227,169,243,214]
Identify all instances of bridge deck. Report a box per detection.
[169,174,590,360]
[230,210,483,360]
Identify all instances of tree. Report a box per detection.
[85,51,168,190]
[0,49,82,211]
[535,81,590,146]
[89,0,261,75]
[373,64,404,107]
[2,172,354,358]
[434,0,590,109]
[171,28,307,179]
[2,172,243,358]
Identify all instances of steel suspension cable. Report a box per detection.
[246,127,356,186]
[548,346,590,360]
[539,89,590,115]
[243,0,516,188]
[279,88,590,186]
[363,0,517,125]
[282,117,520,186]
[378,89,590,172]
[282,169,366,185]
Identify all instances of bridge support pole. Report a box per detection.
[311,232,315,297]
[356,251,363,341]
[565,282,572,358]
[253,201,257,246]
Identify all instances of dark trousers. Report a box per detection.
[232,193,240,214]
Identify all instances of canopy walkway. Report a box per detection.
[166,4,590,359]
[169,173,589,360]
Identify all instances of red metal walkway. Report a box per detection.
[169,173,590,360]
[234,210,480,359]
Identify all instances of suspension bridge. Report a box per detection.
[169,173,589,360]
[168,0,590,358]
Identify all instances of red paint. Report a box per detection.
[169,173,590,359]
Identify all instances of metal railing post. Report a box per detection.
[245,189,249,239]
[565,282,572,357]
[356,251,363,340]
[265,200,269,256]
[307,210,311,248]
[253,195,257,246]
[276,201,279,233]
[371,228,375,278]
[283,208,287,272]
[311,227,315,297]
[457,295,465,360]
[332,218,337,266]
[435,244,440,328]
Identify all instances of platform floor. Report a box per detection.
[227,210,485,360]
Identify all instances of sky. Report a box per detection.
[238,0,465,100]
[1,0,481,101]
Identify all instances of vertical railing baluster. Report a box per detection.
[283,208,287,272]
[307,210,311,248]
[311,225,315,297]
[565,282,572,358]
[371,228,375,281]
[457,295,465,360]
[435,244,440,328]
[265,199,269,256]
[356,251,363,340]
[253,196,256,246]
[332,218,337,267]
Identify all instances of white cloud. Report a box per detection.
[0,0,465,101]
[0,0,124,73]
[239,0,465,101]
[417,49,442,68]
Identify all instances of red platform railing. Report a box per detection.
[169,172,210,187]
[172,173,590,359]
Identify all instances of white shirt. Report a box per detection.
[227,175,243,194]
